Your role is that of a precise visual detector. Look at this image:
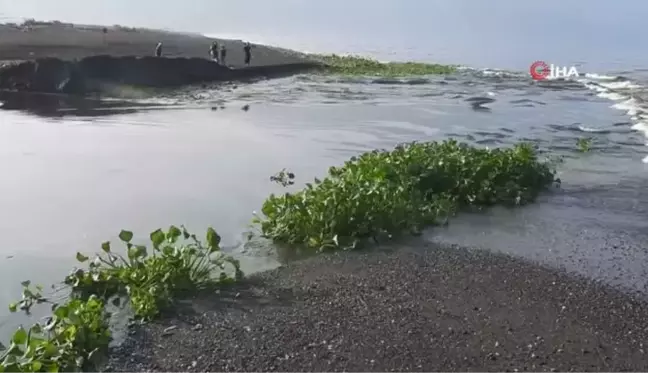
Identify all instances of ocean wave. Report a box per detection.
[584,73,624,81]
[578,70,648,163]
[577,125,610,134]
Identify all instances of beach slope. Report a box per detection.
[107,244,648,372]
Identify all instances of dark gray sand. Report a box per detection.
[106,244,648,372]
[0,22,308,66]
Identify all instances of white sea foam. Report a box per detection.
[584,73,619,81]
[579,71,648,163]
[578,125,608,133]
[631,122,648,135]
[597,91,626,101]
[611,98,641,116]
[599,81,641,90]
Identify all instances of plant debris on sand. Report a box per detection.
[313,54,456,76]
[0,226,241,372]
[258,139,557,251]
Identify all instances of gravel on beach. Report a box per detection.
[105,243,648,372]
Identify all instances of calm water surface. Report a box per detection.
[1,0,648,341]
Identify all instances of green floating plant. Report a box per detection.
[256,139,557,251]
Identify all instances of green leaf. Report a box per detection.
[119,230,134,243]
[150,229,165,248]
[136,245,148,257]
[54,305,69,319]
[3,354,17,366]
[206,227,221,249]
[101,241,111,253]
[31,361,42,371]
[75,252,89,263]
[11,327,27,345]
[182,226,191,239]
[167,225,182,243]
[29,324,42,335]
[20,280,30,288]
[8,303,17,313]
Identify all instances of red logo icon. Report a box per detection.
[530,61,550,80]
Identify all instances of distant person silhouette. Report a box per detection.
[210,41,219,62]
[219,45,227,66]
[243,42,253,66]
[155,42,163,57]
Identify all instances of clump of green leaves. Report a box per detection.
[2,226,242,372]
[256,140,557,251]
[312,54,456,77]
[576,137,592,152]
[3,284,110,372]
[65,226,243,320]
[270,168,295,187]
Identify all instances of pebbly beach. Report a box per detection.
[106,244,648,372]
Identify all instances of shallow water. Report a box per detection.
[2,0,648,344]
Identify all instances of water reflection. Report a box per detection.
[0,90,151,117]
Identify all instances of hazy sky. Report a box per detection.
[2,0,644,35]
[0,0,645,69]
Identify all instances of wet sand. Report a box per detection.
[106,243,648,372]
[0,22,308,66]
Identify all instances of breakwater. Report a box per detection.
[0,55,322,95]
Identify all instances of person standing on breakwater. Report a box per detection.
[243,42,253,66]
[210,41,219,63]
[155,42,163,57]
[219,45,227,66]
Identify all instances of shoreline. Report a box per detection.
[0,21,457,97]
[0,56,322,95]
[0,21,321,96]
[105,243,648,372]
[0,21,311,64]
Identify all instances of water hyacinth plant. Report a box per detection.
[257,140,557,251]
[576,137,592,152]
[1,226,242,372]
[2,291,110,372]
[313,54,457,77]
[65,226,243,320]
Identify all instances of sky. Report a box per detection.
[0,0,646,70]
[2,0,644,37]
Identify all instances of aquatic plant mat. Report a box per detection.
[312,54,457,76]
[1,227,241,371]
[258,140,557,252]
